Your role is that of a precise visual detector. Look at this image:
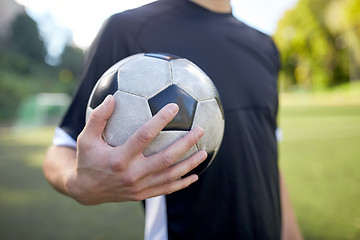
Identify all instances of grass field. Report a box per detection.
[0,127,144,240]
[0,97,360,239]
[279,105,360,239]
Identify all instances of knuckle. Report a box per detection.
[160,152,175,168]
[121,174,136,186]
[111,159,126,172]
[165,173,177,185]
[137,126,155,143]
[88,110,102,124]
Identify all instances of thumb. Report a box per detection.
[84,95,115,139]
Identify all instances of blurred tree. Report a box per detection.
[325,0,360,81]
[274,0,360,90]
[59,45,83,79]
[0,12,83,122]
[57,44,84,94]
[9,12,46,63]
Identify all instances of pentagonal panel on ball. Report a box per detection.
[171,59,216,101]
[104,90,152,147]
[192,99,225,152]
[117,55,172,99]
[89,71,118,109]
[148,84,197,131]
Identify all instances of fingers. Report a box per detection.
[131,151,206,201]
[123,150,206,201]
[139,150,207,191]
[144,127,205,173]
[138,150,206,200]
[123,103,179,157]
[125,151,206,201]
[123,126,205,193]
[83,95,115,139]
[133,174,199,201]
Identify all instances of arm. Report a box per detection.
[44,145,76,196]
[280,171,303,240]
[43,95,207,205]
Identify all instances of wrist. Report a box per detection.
[63,167,79,200]
[63,167,101,205]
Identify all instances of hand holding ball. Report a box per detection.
[86,53,224,175]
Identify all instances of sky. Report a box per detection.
[15,0,298,60]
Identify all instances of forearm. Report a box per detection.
[280,171,303,240]
[43,145,76,196]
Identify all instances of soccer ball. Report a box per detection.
[86,53,224,175]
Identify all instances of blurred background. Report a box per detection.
[0,0,359,239]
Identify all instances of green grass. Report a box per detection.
[279,105,360,239]
[0,101,360,239]
[0,127,144,240]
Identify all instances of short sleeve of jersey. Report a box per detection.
[59,15,134,141]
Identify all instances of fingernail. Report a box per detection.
[103,95,111,107]
[191,174,199,183]
[195,127,204,138]
[198,150,207,162]
[167,103,179,115]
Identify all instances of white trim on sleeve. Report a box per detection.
[53,127,77,148]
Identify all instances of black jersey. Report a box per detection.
[59,0,281,239]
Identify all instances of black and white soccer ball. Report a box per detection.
[86,53,224,175]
